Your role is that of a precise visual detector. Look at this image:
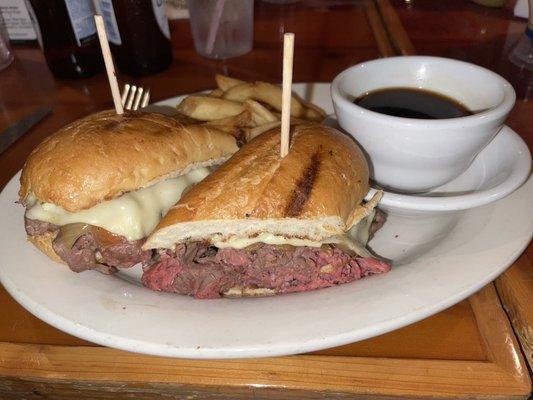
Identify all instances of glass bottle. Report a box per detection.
[97,0,172,76]
[26,0,104,79]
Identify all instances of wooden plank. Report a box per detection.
[0,377,524,400]
[0,286,90,346]
[0,285,529,399]
[316,300,486,361]
[0,343,525,399]
[469,284,531,390]
[496,252,533,370]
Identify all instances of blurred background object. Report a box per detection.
[187,0,253,59]
[514,0,529,17]
[95,0,172,76]
[0,0,36,43]
[470,0,506,8]
[261,0,301,3]
[508,28,533,72]
[26,0,104,79]
[0,11,13,71]
[509,0,533,72]
[165,0,189,20]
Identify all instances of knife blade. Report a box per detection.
[0,107,52,155]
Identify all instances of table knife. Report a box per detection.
[0,107,52,155]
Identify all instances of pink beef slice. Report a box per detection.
[24,217,152,274]
[142,242,391,299]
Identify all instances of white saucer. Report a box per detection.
[364,125,531,213]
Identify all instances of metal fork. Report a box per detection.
[121,84,151,111]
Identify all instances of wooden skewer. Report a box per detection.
[375,0,416,56]
[366,1,395,57]
[280,32,294,158]
[94,15,123,114]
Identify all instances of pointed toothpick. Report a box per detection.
[94,15,123,114]
[280,32,294,158]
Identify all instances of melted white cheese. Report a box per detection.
[26,168,211,241]
[213,233,325,249]
[212,210,376,257]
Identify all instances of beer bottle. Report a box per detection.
[97,0,172,76]
[26,0,104,79]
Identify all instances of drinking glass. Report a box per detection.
[187,0,253,59]
[508,0,533,72]
[0,13,14,71]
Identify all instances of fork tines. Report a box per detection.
[121,84,150,111]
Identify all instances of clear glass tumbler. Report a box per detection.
[508,0,533,72]
[0,12,14,71]
[187,0,254,59]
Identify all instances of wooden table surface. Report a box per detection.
[0,1,531,399]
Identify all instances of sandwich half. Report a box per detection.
[142,124,391,298]
[20,110,238,273]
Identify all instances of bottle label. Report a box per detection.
[23,0,42,48]
[97,0,121,45]
[64,0,97,47]
[151,0,170,40]
[0,0,37,41]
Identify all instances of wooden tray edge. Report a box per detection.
[0,284,529,399]
[495,252,533,371]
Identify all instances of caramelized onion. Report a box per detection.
[58,223,124,249]
[58,223,92,249]
[91,226,124,247]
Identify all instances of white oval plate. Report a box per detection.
[0,83,531,359]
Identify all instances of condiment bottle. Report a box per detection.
[26,0,104,79]
[96,0,172,76]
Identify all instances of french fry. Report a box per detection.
[271,112,310,125]
[209,88,224,98]
[244,99,278,126]
[303,107,326,121]
[221,83,255,102]
[302,101,327,121]
[245,121,282,142]
[177,96,245,121]
[290,92,328,121]
[223,81,306,117]
[215,74,245,91]
[204,110,252,128]
[205,124,244,138]
[175,75,327,141]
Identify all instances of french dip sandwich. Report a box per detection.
[142,124,390,298]
[20,110,238,273]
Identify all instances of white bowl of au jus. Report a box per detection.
[331,56,516,194]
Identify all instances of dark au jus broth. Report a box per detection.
[354,87,472,119]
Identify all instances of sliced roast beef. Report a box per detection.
[24,217,151,274]
[52,234,151,274]
[24,217,58,236]
[142,242,391,299]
